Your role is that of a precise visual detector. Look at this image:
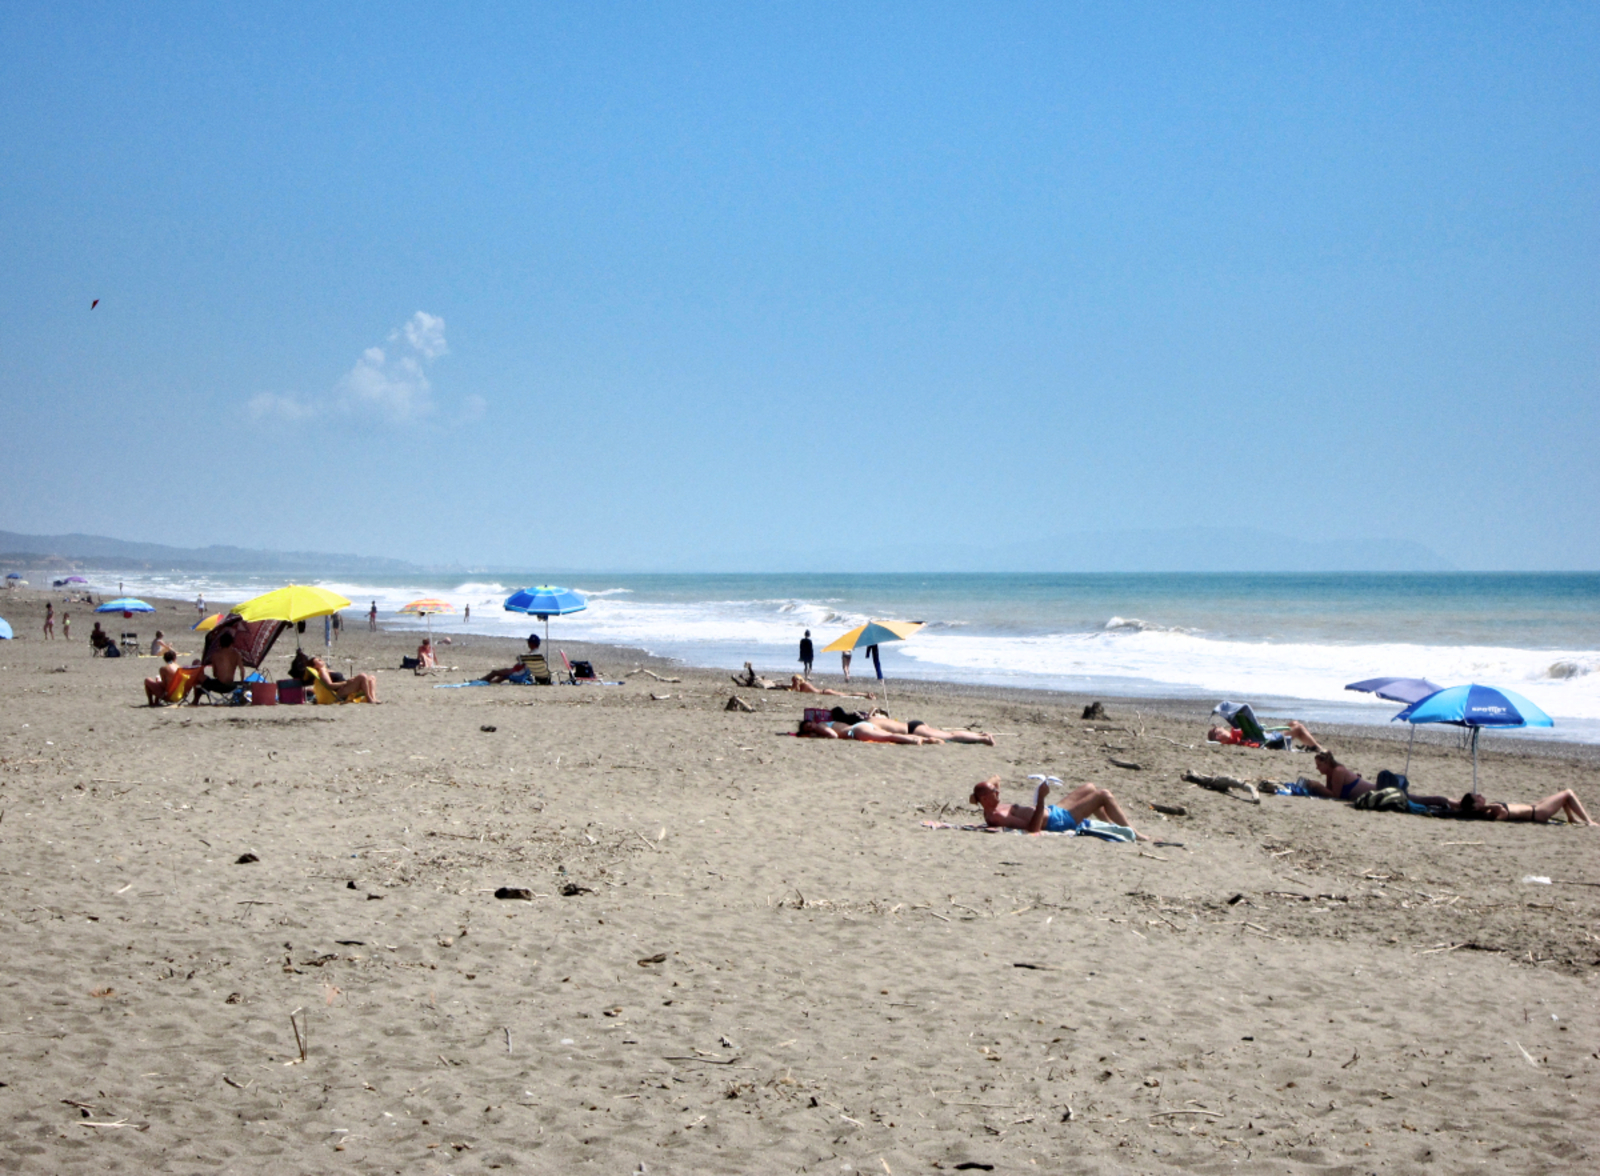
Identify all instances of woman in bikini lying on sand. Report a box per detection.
[797,719,938,744]
[1451,790,1596,825]
[969,775,1147,840]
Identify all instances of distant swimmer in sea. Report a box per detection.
[969,775,1146,840]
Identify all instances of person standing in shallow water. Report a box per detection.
[368,601,378,631]
[799,630,814,678]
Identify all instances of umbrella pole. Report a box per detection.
[1471,727,1479,794]
[1404,724,1416,777]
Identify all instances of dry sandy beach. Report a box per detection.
[1,589,1596,1174]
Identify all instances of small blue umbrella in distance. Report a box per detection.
[1346,676,1445,775]
[95,598,155,615]
[1393,684,1553,794]
[5,573,20,580]
[0,617,13,640]
[503,585,588,647]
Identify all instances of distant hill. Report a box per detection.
[0,530,421,575]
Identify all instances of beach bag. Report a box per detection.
[1354,787,1409,812]
[1375,769,1410,792]
[803,707,833,725]
[570,659,596,680]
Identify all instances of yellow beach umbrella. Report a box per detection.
[232,585,353,624]
[821,620,925,707]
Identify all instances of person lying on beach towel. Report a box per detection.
[852,710,996,745]
[1207,718,1322,752]
[1445,789,1596,825]
[797,718,937,744]
[970,775,1147,840]
[786,675,874,698]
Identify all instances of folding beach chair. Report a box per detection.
[517,652,555,685]
[160,665,203,706]
[120,631,140,654]
[311,666,368,704]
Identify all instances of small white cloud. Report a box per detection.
[249,311,452,427]
[248,392,319,421]
[401,311,448,361]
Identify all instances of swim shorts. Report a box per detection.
[1044,805,1078,833]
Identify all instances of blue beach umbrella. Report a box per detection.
[0,617,12,640]
[1346,676,1446,776]
[1344,676,1443,706]
[5,573,20,580]
[1392,684,1553,794]
[95,597,155,616]
[503,585,587,646]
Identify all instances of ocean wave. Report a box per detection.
[1103,615,1194,635]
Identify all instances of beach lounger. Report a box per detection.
[311,666,368,704]
[1213,701,1292,749]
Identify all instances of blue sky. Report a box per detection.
[1,2,1596,570]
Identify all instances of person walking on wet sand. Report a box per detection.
[841,649,852,682]
[43,602,54,639]
[368,601,379,630]
[799,630,814,678]
[970,775,1147,840]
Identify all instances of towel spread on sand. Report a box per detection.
[921,819,1137,842]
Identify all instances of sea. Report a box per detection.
[80,571,1600,743]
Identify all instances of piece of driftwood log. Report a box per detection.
[725,695,755,713]
[1150,802,1187,816]
[731,662,781,689]
[630,667,683,683]
[1107,757,1142,771]
[1183,770,1261,804]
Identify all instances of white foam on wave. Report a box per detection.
[897,628,1600,723]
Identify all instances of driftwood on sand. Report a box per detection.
[1183,769,1261,804]
[731,662,782,690]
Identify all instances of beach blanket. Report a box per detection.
[921,819,1138,843]
[434,679,495,688]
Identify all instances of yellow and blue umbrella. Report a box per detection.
[822,620,924,705]
[192,611,231,632]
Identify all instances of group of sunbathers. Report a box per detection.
[1205,707,1595,825]
[144,633,380,705]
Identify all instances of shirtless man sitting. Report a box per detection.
[144,649,183,705]
[969,775,1147,840]
[202,632,243,695]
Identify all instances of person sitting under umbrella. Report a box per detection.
[308,655,381,703]
[482,634,542,684]
[969,775,1147,840]
[89,621,112,654]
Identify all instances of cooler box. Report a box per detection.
[277,680,305,705]
[245,681,278,706]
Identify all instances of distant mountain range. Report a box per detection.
[0,526,1455,575]
[0,530,422,576]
